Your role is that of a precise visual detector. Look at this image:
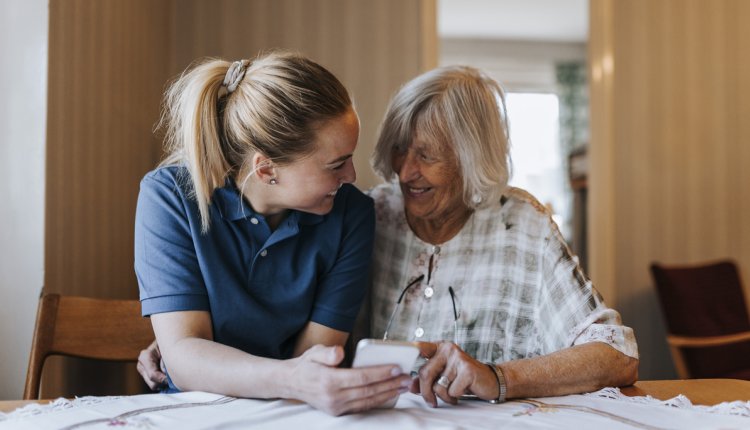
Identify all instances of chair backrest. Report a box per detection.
[24,293,154,399]
[651,260,750,336]
[650,260,750,378]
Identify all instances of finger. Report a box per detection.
[338,373,411,404]
[143,358,167,383]
[433,378,458,405]
[420,380,437,407]
[415,341,438,358]
[334,365,405,389]
[447,371,472,400]
[340,381,410,414]
[138,349,161,376]
[409,376,420,394]
[305,345,345,367]
[137,362,162,391]
[417,353,447,407]
[432,365,459,406]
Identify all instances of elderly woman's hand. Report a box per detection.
[137,340,168,391]
[411,341,500,407]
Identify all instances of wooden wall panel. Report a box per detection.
[589,0,750,379]
[169,0,437,189]
[46,0,171,299]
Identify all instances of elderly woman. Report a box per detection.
[368,65,638,407]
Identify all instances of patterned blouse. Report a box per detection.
[369,182,638,364]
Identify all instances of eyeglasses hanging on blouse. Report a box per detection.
[381,274,461,345]
[382,274,424,341]
[448,286,459,345]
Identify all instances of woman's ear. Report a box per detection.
[251,152,277,185]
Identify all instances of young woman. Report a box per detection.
[134,52,410,416]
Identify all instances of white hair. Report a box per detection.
[372,65,511,208]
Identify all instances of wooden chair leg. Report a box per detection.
[668,344,691,380]
[23,294,59,400]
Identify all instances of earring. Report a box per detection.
[472,194,482,204]
[269,178,278,185]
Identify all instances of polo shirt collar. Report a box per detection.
[213,179,324,226]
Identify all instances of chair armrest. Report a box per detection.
[667,331,750,348]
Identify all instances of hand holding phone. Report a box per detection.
[352,339,420,408]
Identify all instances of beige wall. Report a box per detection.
[45,0,172,300]
[589,0,750,379]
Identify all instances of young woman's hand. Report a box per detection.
[288,344,412,416]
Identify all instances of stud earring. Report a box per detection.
[270,178,278,185]
[472,194,482,204]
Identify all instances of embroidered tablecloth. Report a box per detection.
[2,388,749,430]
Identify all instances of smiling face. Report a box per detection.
[391,133,467,222]
[272,108,360,215]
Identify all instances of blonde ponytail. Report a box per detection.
[159,59,231,232]
[157,52,351,232]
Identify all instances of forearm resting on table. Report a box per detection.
[166,337,295,398]
[501,342,638,399]
[151,311,292,399]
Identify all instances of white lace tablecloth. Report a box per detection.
[2,388,749,430]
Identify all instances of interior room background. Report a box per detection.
[2,0,750,399]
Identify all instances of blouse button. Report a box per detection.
[260,249,268,257]
[424,287,434,298]
[250,217,259,225]
[414,327,425,338]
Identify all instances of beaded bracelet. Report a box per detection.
[484,362,507,404]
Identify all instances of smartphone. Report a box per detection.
[351,339,420,408]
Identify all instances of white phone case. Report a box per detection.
[351,339,420,408]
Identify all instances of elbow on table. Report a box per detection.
[615,355,639,388]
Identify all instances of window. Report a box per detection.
[505,92,569,238]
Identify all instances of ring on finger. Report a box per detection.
[436,375,451,388]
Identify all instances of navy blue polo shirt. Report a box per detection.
[135,166,374,362]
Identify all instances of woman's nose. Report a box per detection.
[341,159,356,184]
[397,151,420,182]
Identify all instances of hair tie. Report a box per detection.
[223,60,248,93]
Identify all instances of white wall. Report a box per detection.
[0,0,47,399]
[440,38,586,92]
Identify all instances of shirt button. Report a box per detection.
[250,217,259,225]
[431,245,441,255]
[424,287,434,298]
[414,327,424,338]
[260,249,268,257]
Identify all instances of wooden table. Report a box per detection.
[0,399,49,413]
[620,379,750,405]
[2,379,749,413]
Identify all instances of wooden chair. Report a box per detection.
[650,260,750,379]
[24,293,155,399]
